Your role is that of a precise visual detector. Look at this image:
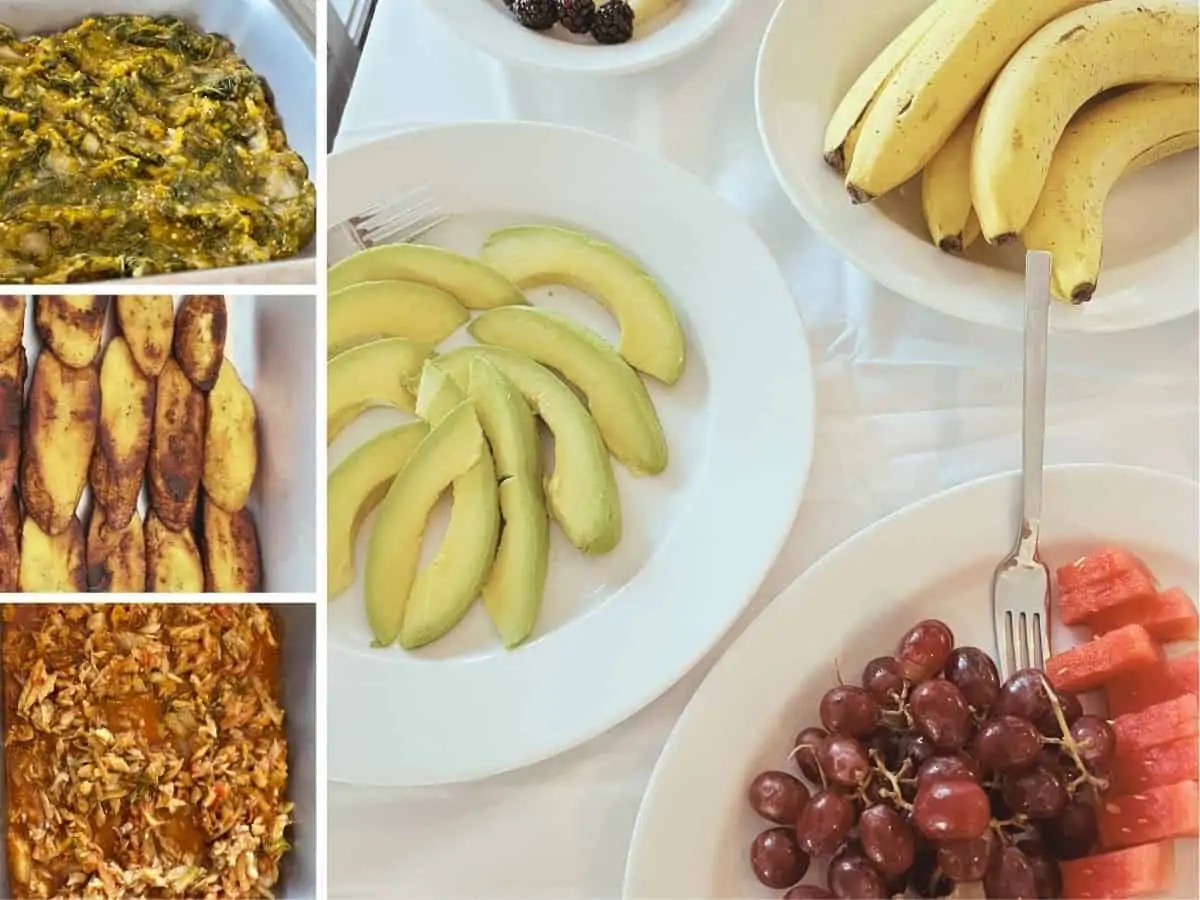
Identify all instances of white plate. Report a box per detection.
[624,464,1200,898]
[326,121,815,786]
[419,0,738,75]
[755,0,1200,333]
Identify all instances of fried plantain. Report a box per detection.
[0,490,18,592]
[202,497,262,592]
[115,294,175,377]
[173,295,227,391]
[145,510,204,592]
[21,350,99,535]
[18,514,86,592]
[90,337,154,528]
[202,358,257,511]
[0,296,25,358]
[0,346,27,506]
[34,296,108,368]
[86,505,146,592]
[147,357,205,531]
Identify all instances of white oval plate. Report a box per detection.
[624,464,1199,898]
[327,122,815,786]
[419,0,738,75]
[755,0,1200,333]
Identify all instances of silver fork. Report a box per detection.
[992,250,1054,682]
[328,184,449,262]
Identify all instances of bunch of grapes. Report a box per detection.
[745,620,1116,898]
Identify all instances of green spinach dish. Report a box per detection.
[0,14,316,283]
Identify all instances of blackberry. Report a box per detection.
[512,0,559,30]
[557,0,595,34]
[590,0,633,44]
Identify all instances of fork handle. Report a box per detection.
[1019,251,1052,562]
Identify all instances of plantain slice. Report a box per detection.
[21,351,99,535]
[18,514,86,592]
[90,337,155,529]
[145,510,204,592]
[0,296,26,358]
[202,497,262,592]
[115,295,175,378]
[147,357,205,532]
[34,296,108,368]
[0,490,19,592]
[174,295,227,391]
[202,358,257,512]
[0,346,27,505]
[86,505,146,592]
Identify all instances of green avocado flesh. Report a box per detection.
[480,225,685,384]
[327,279,468,357]
[326,338,432,442]
[328,243,526,309]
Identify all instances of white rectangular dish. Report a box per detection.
[0,0,317,287]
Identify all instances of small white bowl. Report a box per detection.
[419,0,739,75]
[755,0,1199,332]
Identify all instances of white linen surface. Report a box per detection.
[330,1,1199,896]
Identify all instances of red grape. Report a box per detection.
[1002,766,1067,820]
[783,887,834,900]
[984,845,1038,899]
[1018,839,1063,900]
[899,732,936,768]
[907,850,953,899]
[912,779,991,840]
[944,646,1001,710]
[793,727,829,783]
[895,619,955,682]
[748,771,810,824]
[936,828,999,882]
[750,827,808,889]
[820,686,881,737]
[858,804,915,877]
[974,715,1042,772]
[862,656,905,704]
[827,845,887,899]
[820,736,870,789]
[917,754,981,787]
[995,669,1052,722]
[1069,715,1116,775]
[795,790,855,858]
[1036,691,1083,737]
[1042,800,1098,860]
[909,679,971,749]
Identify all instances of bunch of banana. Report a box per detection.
[824,0,1199,302]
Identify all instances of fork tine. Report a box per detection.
[347,184,435,228]
[359,201,441,242]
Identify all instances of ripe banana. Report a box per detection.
[921,106,981,253]
[823,0,951,173]
[972,0,1199,242]
[1022,83,1199,304]
[845,0,1094,202]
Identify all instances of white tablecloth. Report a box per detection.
[329,2,1200,896]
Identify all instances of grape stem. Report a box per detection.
[1037,673,1109,795]
[868,750,913,812]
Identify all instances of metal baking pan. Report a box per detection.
[1,1,317,288]
[0,602,317,899]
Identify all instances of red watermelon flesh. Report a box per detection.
[1059,566,1158,626]
[1097,781,1200,850]
[1045,624,1160,694]
[1057,547,1152,593]
[1107,652,1199,717]
[1113,693,1200,756]
[1087,586,1198,643]
[1111,738,1200,793]
[1060,842,1174,899]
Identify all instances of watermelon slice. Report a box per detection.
[1111,738,1199,793]
[1060,842,1174,899]
[1113,693,1200,756]
[1059,565,1158,626]
[1045,624,1160,694]
[1107,652,1199,717]
[1097,781,1200,850]
[1057,547,1152,593]
[1087,586,1198,643]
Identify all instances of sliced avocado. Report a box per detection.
[328,243,526,309]
[414,359,465,425]
[327,422,429,598]
[469,307,668,476]
[327,338,431,442]
[481,225,686,384]
[468,357,549,648]
[364,402,483,646]
[328,280,468,357]
[439,346,621,555]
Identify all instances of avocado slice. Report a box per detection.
[469,307,668,476]
[327,422,429,598]
[327,338,431,442]
[328,243,526,309]
[328,280,468,357]
[468,357,549,648]
[438,346,621,555]
[481,225,686,384]
[364,402,484,646]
